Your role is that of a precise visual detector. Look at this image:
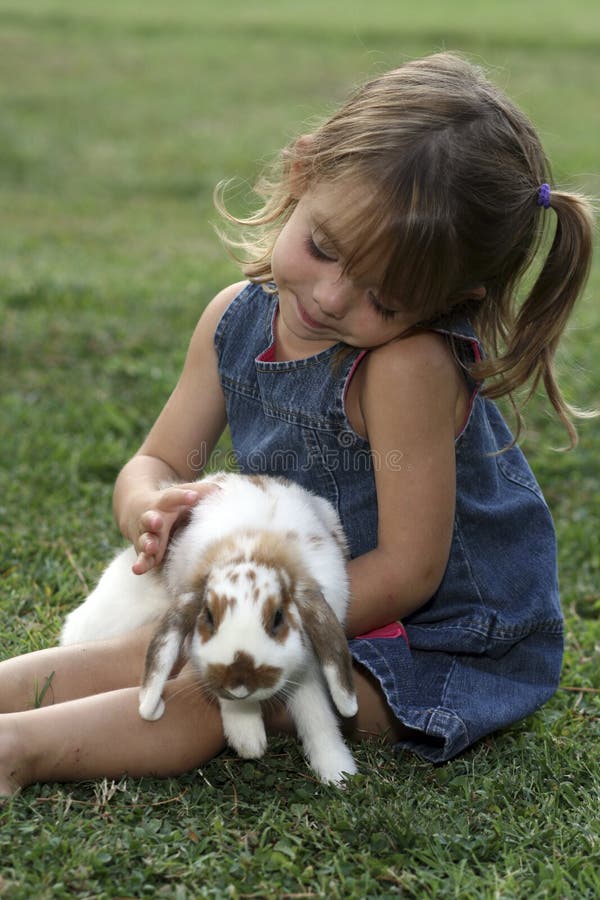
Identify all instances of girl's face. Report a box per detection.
[270,182,417,355]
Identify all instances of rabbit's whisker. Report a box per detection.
[160,678,216,709]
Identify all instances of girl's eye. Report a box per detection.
[368,291,398,321]
[305,236,337,262]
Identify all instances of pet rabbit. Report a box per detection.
[60,473,358,784]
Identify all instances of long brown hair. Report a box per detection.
[216,52,595,445]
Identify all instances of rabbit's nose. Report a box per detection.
[228,684,251,699]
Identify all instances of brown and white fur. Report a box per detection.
[60,473,358,784]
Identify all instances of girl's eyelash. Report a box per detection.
[368,292,398,320]
[305,236,337,262]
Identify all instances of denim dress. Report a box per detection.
[214,282,564,762]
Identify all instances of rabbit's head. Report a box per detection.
[146,528,357,717]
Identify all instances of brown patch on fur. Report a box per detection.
[191,534,249,581]
[196,590,236,643]
[246,474,269,491]
[163,592,204,636]
[196,616,212,644]
[308,534,324,547]
[206,650,281,696]
[297,582,355,698]
[143,589,205,683]
[246,531,303,585]
[189,529,305,589]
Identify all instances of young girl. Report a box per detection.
[0,52,594,795]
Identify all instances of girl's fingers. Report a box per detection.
[132,530,157,574]
[157,482,221,511]
[140,533,159,557]
[142,484,220,527]
[132,484,221,576]
[155,488,202,512]
[140,510,163,533]
[132,551,154,575]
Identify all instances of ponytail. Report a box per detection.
[474,190,595,447]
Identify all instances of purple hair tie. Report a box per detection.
[537,183,551,209]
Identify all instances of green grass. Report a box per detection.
[1,1,599,896]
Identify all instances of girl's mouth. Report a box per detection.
[297,298,327,330]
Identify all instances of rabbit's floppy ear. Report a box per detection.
[296,583,358,718]
[138,587,205,721]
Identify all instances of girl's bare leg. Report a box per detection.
[0,668,225,795]
[1,667,401,796]
[0,626,155,714]
[0,639,412,795]
[0,627,218,796]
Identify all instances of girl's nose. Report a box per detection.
[313,276,355,319]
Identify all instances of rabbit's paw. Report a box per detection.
[138,688,165,722]
[309,745,358,786]
[226,718,268,759]
[220,700,267,758]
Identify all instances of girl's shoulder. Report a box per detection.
[349,330,470,441]
[371,329,463,379]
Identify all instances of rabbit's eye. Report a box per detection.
[270,607,286,635]
[203,606,215,631]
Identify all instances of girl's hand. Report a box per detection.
[131,481,220,575]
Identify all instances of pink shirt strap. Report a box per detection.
[355,621,408,643]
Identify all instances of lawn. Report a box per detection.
[1,1,599,897]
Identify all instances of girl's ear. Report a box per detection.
[288,133,315,199]
[469,286,487,301]
[453,285,487,303]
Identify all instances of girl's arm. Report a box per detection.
[113,281,247,572]
[345,332,466,637]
